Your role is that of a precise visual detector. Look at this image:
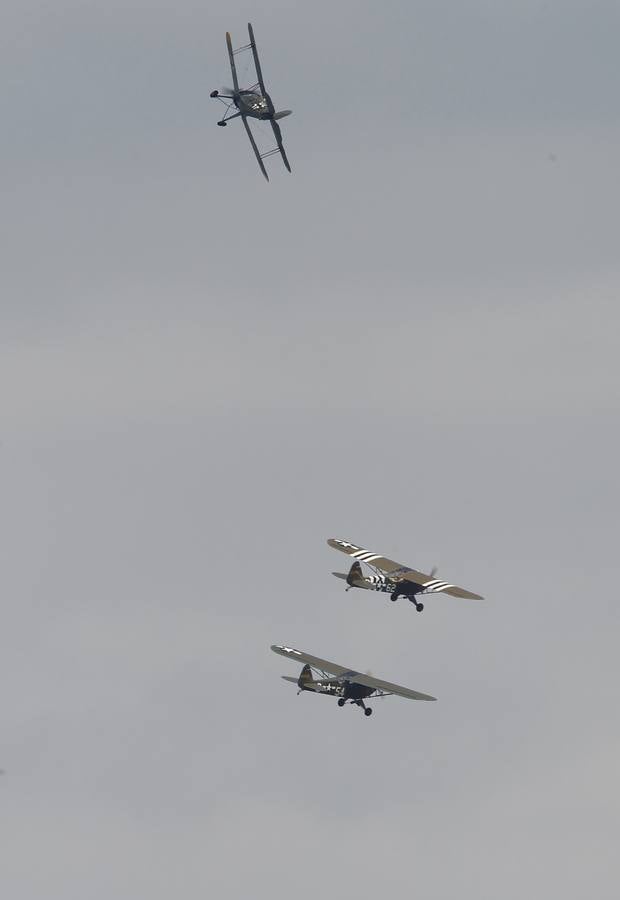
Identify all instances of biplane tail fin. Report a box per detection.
[297,663,314,690]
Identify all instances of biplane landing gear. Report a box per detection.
[364,707,373,717]
[210,90,219,97]
[217,120,227,126]
[337,698,346,707]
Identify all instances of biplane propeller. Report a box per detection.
[272,645,436,717]
[328,538,484,611]
[210,23,292,181]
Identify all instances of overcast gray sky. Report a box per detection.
[1,2,619,898]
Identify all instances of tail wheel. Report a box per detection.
[364,707,373,716]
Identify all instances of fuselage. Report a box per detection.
[235,91,271,119]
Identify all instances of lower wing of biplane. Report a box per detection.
[210,23,292,181]
[272,645,436,717]
[328,538,484,611]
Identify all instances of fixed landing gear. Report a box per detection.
[210,90,219,97]
[217,120,227,126]
[338,697,373,716]
[415,602,424,612]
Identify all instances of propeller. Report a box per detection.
[430,566,438,578]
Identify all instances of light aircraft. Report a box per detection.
[210,23,292,181]
[272,644,436,717]
[328,538,484,611]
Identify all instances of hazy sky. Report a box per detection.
[1,2,619,898]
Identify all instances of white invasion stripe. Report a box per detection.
[423,579,445,589]
[351,549,368,558]
[425,583,455,593]
[356,552,380,562]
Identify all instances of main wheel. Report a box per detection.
[337,698,346,707]
[217,121,227,127]
[210,90,219,98]
[390,593,398,602]
[416,602,424,612]
[364,707,373,716]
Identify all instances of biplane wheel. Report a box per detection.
[210,90,219,98]
[337,698,346,707]
[416,602,424,612]
[217,120,227,127]
[364,707,373,716]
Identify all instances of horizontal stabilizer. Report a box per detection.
[332,572,348,581]
[281,676,298,684]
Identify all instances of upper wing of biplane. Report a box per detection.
[271,645,436,701]
[247,23,292,173]
[225,31,240,93]
[327,538,484,600]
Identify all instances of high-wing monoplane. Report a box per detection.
[328,538,484,611]
[210,23,292,180]
[272,644,436,717]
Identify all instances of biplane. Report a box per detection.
[272,645,436,717]
[328,538,484,611]
[210,23,292,180]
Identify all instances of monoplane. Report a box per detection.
[328,538,484,611]
[210,23,292,180]
[272,644,436,717]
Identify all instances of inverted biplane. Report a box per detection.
[210,23,292,180]
[272,645,436,717]
[328,538,484,611]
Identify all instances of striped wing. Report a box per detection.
[414,578,483,601]
[327,538,483,600]
[327,538,429,581]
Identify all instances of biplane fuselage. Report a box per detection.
[211,24,292,180]
[231,90,292,121]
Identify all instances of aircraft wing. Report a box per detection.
[270,118,292,173]
[327,538,483,600]
[327,538,427,579]
[241,116,269,181]
[272,645,353,678]
[418,580,484,601]
[271,646,436,701]
[247,23,268,101]
[225,32,240,93]
[351,672,436,702]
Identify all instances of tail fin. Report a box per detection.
[346,561,364,587]
[297,663,314,690]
